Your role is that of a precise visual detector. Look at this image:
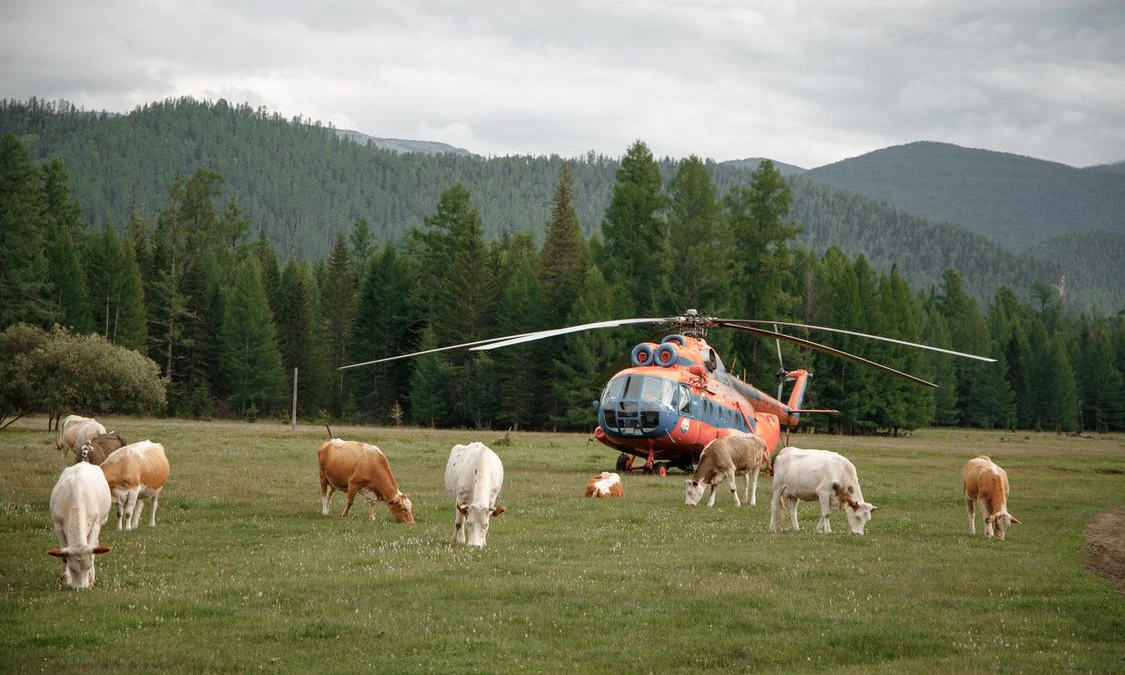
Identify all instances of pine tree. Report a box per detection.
[494,235,544,430]
[219,256,285,419]
[0,134,51,329]
[538,161,589,328]
[320,233,354,417]
[275,258,328,416]
[40,158,93,333]
[666,155,727,312]
[598,140,668,315]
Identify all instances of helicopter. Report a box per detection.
[340,309,994,475]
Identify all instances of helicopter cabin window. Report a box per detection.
[676,383,693,415]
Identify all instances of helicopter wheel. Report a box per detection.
[657,464,667,477]
[615,453,630,471]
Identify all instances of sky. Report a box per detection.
[3,0,1124,169]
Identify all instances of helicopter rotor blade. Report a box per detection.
[724,319,996,363]
[471,317,671,351]
[718,321,939,388]
[338,331,543,370]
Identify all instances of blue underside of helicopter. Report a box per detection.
[596,372,753,442]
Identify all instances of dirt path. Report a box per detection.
[1083,509,1125,596]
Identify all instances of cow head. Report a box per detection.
[684,479,705,506]
[47,545,111,589]
[388,493,415,524]
[843,500,878,535]
[987,511,1020,541]
[457,503,506,548]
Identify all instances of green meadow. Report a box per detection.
[1,418,1123,673]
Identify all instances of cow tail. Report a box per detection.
[325,424,334,439]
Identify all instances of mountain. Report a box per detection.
[0,96,1120,314]
[803,141,1125,250]
[721,157,807,177]
[334,129,473,156]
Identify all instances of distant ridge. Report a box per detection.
[722,157,807,177]
[335,129,474,156]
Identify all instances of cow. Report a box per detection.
[768,447,877,535]
[684,432,768,507]
[963,456,1021,541]
[55,414,107,468]
[316,439,414,523]
[585,471,624,498]
[99,440,170,530]
[445,442,505,548]
[76,432,127,465]
[46,462,112,589]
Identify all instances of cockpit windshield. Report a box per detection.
[599,374,678,434]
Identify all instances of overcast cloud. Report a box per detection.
[3,0,1123,168]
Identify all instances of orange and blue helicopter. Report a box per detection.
[341,310,993,474]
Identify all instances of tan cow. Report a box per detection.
[684,432,769,507]
[77,432,127,465]
[585,472,624,498]
[317,439,414,523]
[963,456,1021,541]
[99,440,170,530]
[56,414,107,468]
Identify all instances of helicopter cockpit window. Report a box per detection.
[676,383,692,415]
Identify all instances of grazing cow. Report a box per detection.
[445,442,505,548]
[77,432,127,465]
[769,447,877,535]
[316,439,414,523]
[56,414,107,468]
[963,456,1021,541]
[99,440,170,530]
[46,462,112,589]
[585,471,624,498]
[684,433,769,507]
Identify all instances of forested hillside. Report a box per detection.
[2,96,1118,313]
[805,141,1125,249]
[3,129,1123,435]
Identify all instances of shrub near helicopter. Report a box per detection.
[340,310,994,475]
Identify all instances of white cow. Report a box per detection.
[46,462,113,589]
[56,414,107,468]
[768,447,877,535]
[444,442,506,548]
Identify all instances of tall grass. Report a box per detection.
[2,419,1123,673]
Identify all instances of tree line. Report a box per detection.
[2,133,1122,434]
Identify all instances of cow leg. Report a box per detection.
[788,496,800,531]
[368,492,378,521]
[706,483,718,508]
[342,485,359,518]
[965,496,976,535]
[816,489,832,533]
[320,472,333,516]
[748,467,760,507]
[132,499,145,529]
[123,489,140,531]
[981,502,994,539]
[727,470,742,507]
[452,507,467,544]
[768,487,781,532]
[148,490,160,526]
[115,496,125,530]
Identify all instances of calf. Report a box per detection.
[585,472,624,498]
[99,440,170,530]
[317,439,414,523]
[769,447,877,535]
[684,433,768,507]
[963,456,1021,541]
[47,462,112,589]
[445,442,505,548]
[77,432,127,465]
[56,414,107,468]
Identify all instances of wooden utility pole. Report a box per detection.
[290,367,298,431]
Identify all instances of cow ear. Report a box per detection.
[491,505,506,518]
[93,546,111,555]
[868,503,878,512]
[1010,515,1021,524]
[47,548,64,558]
[457,503,469,516]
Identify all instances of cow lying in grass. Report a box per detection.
[585,472,624,498]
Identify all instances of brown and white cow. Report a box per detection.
[99,440,170,530]
[585,471,624,498]
[47,462,112,589]
[445,442,505,548]
[684,432,768,507]
[769,447,877,535]
[963,455,1021,541]
[77,432,127,465]
[56,414,107,468]
[317,439,414,523]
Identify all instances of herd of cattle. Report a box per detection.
[43,415,1022,590]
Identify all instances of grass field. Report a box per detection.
[2,418,1123,673]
